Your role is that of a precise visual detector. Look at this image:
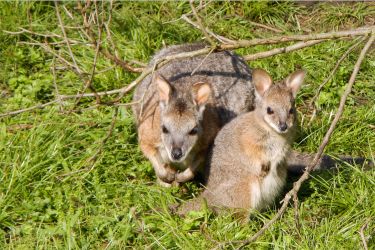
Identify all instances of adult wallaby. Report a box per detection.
[177,69,304,214]
[132,43,254,186]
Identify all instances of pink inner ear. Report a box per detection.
[155,74,171,103]
[286,70,305,97]
[193,82,211,105]
[252,69,273,96]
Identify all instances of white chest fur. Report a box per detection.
[251,135,288,210]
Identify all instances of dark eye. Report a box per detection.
[189,126,199,135]
[267,107,274,115]
[162,125,169,134]
[289,108,295,114]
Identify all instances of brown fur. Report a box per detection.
[132,43,253,186]
[178,69,305,215]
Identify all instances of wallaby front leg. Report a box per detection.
[141,142,176,184]
[148,152,176,184]
[175,168,195,183]
[175,157,203,183]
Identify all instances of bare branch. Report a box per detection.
[51,57,64,111]
[243,40,324,61]
[55,1,82,75]
[100,50,144,73]
[4,28,83,45]
[112,46,213,102]
[0,100,60,118]
[4,27,62,38]
[182,14,235,44]
[71,1,103,108]
[18,40,88,46]
[40,42,80,73]
[248,20,283,33]
[309,37,366,108]
[189,0,216,47]
[359,218,371,250]
[219,26,375,50]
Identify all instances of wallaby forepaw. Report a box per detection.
[157,178,173,187]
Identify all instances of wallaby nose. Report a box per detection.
[171,148,183,160]
[279,122,288,132]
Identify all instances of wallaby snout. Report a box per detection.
[171,147,183,160]
[279,122,288,132]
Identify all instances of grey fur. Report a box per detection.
[132,43,254,125]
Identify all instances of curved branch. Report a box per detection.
[219,26,374,50]
[243,40,324,61]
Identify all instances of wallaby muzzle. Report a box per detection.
[279,122,288,132]
[171,147,183,160]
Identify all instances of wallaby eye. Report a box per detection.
[289,108,295,114]
[267,107,274,115]
[189,126,199,135]
[162,125,169,134]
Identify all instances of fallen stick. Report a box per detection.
[219,26,374,50]
[243,40,324,61]
[309,37,366,108]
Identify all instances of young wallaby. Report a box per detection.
[132,43,254,187]
[178,69,305,213]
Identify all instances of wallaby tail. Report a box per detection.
[287,150,374,174]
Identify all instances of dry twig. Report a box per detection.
[243,40,324,61]
[189,0,216,47]
[182,14,235,44]
[51,57,64,111]
[71,1,103,108]
[309,37,366,108]
[55,1,82,75]
[359,218,371,250]
[219,26,374,50]
[293,188,301,236]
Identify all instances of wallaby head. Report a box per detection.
[154,73,212,163]
[252,69,305,134]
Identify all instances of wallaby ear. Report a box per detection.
[285,70,305,97]
[252,68,273,97]
[192,82,211,106]
[154,73,172,104]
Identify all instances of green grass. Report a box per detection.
[0,1,374,249]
